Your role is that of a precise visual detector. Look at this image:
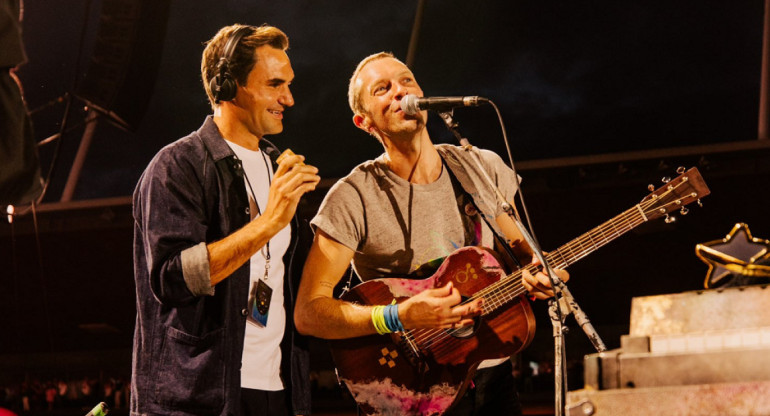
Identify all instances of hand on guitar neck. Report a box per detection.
[521,256,570,300]
[495,213,569,301]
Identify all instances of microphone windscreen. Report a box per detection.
[400,94,419,115]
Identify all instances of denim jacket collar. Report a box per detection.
[198,116,281,167]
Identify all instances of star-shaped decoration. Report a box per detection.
[695,223,770,288]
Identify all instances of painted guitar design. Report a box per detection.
[329,167,710,416]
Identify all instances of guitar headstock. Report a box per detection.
[640,167,710,222]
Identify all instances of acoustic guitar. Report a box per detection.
[329,167,710,415]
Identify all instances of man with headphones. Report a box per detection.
[131,24,319,416]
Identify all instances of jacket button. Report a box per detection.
[245,207,250,215]
[241,308,248,317]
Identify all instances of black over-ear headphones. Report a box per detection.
[209,26,253,104]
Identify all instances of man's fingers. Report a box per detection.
[534,271,554,288]
[449,318,476,329]
[463,298,484,316]
[275,166,320,195]
[274,154,306,177]
[278,164,319,183]
[522,269,555,298]
[284,172,321,196]
[555,268,570,283]
[276,148,304,166]
[431,282,454,297]
[449,298,483,319]
[522,275,553,299]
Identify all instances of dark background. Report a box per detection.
[14,0,765,197]
[2,0,770,413]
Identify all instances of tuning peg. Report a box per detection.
[664,214,676,224]
[661,176,671,183]
[697,199,703,208]
[680,207,689,215]
[676,166,686,174]
[647,184,655,191]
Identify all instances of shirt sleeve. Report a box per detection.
[310,179,365,252]
[477,148,521,217]
[134,143,215,307]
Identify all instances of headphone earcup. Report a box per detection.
[216,73,237,102]
[209,76,221,102]
[210,70,237,103]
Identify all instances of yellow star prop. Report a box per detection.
[695,223,770,288]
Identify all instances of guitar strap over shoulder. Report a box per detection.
[438,150,523,269]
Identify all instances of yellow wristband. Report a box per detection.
[371,305,391,335]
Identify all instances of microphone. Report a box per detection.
[400,94,488,115]
[84,402,108,416]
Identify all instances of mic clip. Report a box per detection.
[437,111,471,149]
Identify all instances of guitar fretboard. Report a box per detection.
[478,203,648,313]
[548,204,647,269]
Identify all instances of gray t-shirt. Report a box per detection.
[312,144,520,281]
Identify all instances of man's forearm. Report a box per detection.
[295,296,376,339]
[207,215,282,286]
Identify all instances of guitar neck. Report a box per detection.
[545,204,647,269]
[485,167,707,307]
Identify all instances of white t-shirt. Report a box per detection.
[227,140,290,391]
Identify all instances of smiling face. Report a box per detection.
[352,57,427,140]
[234,45,295,139]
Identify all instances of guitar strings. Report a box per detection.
[406,181,691,353]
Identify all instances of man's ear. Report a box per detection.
[353,114,371,133]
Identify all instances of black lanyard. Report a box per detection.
[240,150,273,275]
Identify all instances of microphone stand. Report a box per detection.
[437,111,606,416]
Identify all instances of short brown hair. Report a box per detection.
[201,24,289,109]
[347,52,401,115]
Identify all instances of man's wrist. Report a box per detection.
[251,212,285,238]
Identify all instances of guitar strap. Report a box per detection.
[438,149,523,269]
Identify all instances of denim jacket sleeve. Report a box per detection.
[134,138,216,306]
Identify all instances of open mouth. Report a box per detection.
[269,109,283,118]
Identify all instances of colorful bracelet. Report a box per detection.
[372,301,406,334]
[383,299,404,332]
[371,305,390,335]
[384,303,405,332]
[383,304,396,333]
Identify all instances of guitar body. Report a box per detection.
[329,246,536,416]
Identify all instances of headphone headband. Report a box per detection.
[211,25,253,104]
[221,26,252,67]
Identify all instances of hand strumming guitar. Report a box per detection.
[398,282,484,329]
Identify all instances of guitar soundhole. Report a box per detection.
[446,297,481,339]
[446,316,480,338]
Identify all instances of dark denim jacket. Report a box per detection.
[130,117,310,416]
